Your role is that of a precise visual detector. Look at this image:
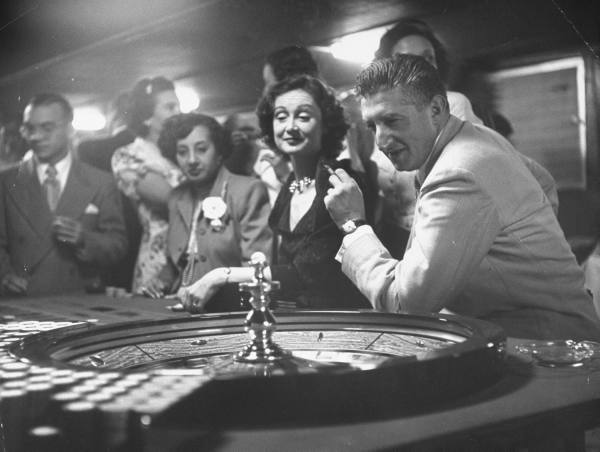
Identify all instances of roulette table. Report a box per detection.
[0,294,598,451]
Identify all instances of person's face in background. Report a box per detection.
[148,90,180,135]
[225,113,262,176]
[21,102,72,164]
[273,89,322,158]
[229,113,261,145]
[176,125,222,185]
[262,64,277,95]
[1,120,27,165]
[362,87,443,172]
[391,35,437,69]
[341,93,375,162]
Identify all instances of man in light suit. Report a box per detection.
[0,93,128,296]
[324,55,600,341]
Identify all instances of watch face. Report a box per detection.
[341,220,356,234]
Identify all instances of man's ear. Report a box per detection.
[430,94,448,123]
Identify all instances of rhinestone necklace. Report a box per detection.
[289,176,315,194]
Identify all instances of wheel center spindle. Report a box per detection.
[235,252,288,362]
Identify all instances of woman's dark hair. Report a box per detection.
[126,76,175,137]
[256,75,348,159]
[375,19,449,83]
[158,113,231,163]
[265,45,319,81]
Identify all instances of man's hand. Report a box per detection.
[324,168,366,228]
[52,216,84,247]
[1,273,28,295]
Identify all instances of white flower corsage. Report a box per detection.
[202,196,228,231]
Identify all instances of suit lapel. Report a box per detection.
[7,158,57,271]
[176,166,230,229]
[10,158,54,238]
[55,160,95,219]
[176,188,195,233]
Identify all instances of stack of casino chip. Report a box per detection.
[0,319,211,451]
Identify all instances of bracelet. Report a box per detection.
[223,267,231,284]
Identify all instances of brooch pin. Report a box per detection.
[202,196,227,231]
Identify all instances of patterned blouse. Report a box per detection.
[111,137,184,292]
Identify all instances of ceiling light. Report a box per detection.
[176,86,200,113]
[72,106,106,131]
[326,26,387,65]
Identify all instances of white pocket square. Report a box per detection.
[84,204,99,214]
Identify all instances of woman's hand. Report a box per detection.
[177,268,227,313]
[1,273,28,295]
[137,279,166,299]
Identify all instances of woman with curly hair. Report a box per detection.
[141,113,272,312]
[178,75,371,312]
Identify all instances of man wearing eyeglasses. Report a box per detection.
[0,93,128,296]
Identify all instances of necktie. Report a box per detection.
[44,165,61,211]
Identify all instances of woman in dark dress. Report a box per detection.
[177,75,371,312]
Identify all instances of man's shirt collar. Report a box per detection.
[416,115,464,189]
[35,151,73,193]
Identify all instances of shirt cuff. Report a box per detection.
[335,225,374,263]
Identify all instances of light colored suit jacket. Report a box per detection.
[0,156,128,295]
[161,166,272,290]
[342,116,600,340]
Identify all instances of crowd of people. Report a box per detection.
[1,19,599,341]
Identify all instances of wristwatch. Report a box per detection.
[340,218,368,235]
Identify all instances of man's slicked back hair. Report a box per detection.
[355,54,447,108]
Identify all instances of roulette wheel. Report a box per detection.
[1,255,506,450]
[13,309,505,425]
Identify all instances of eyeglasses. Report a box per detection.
[21,121,68,138]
